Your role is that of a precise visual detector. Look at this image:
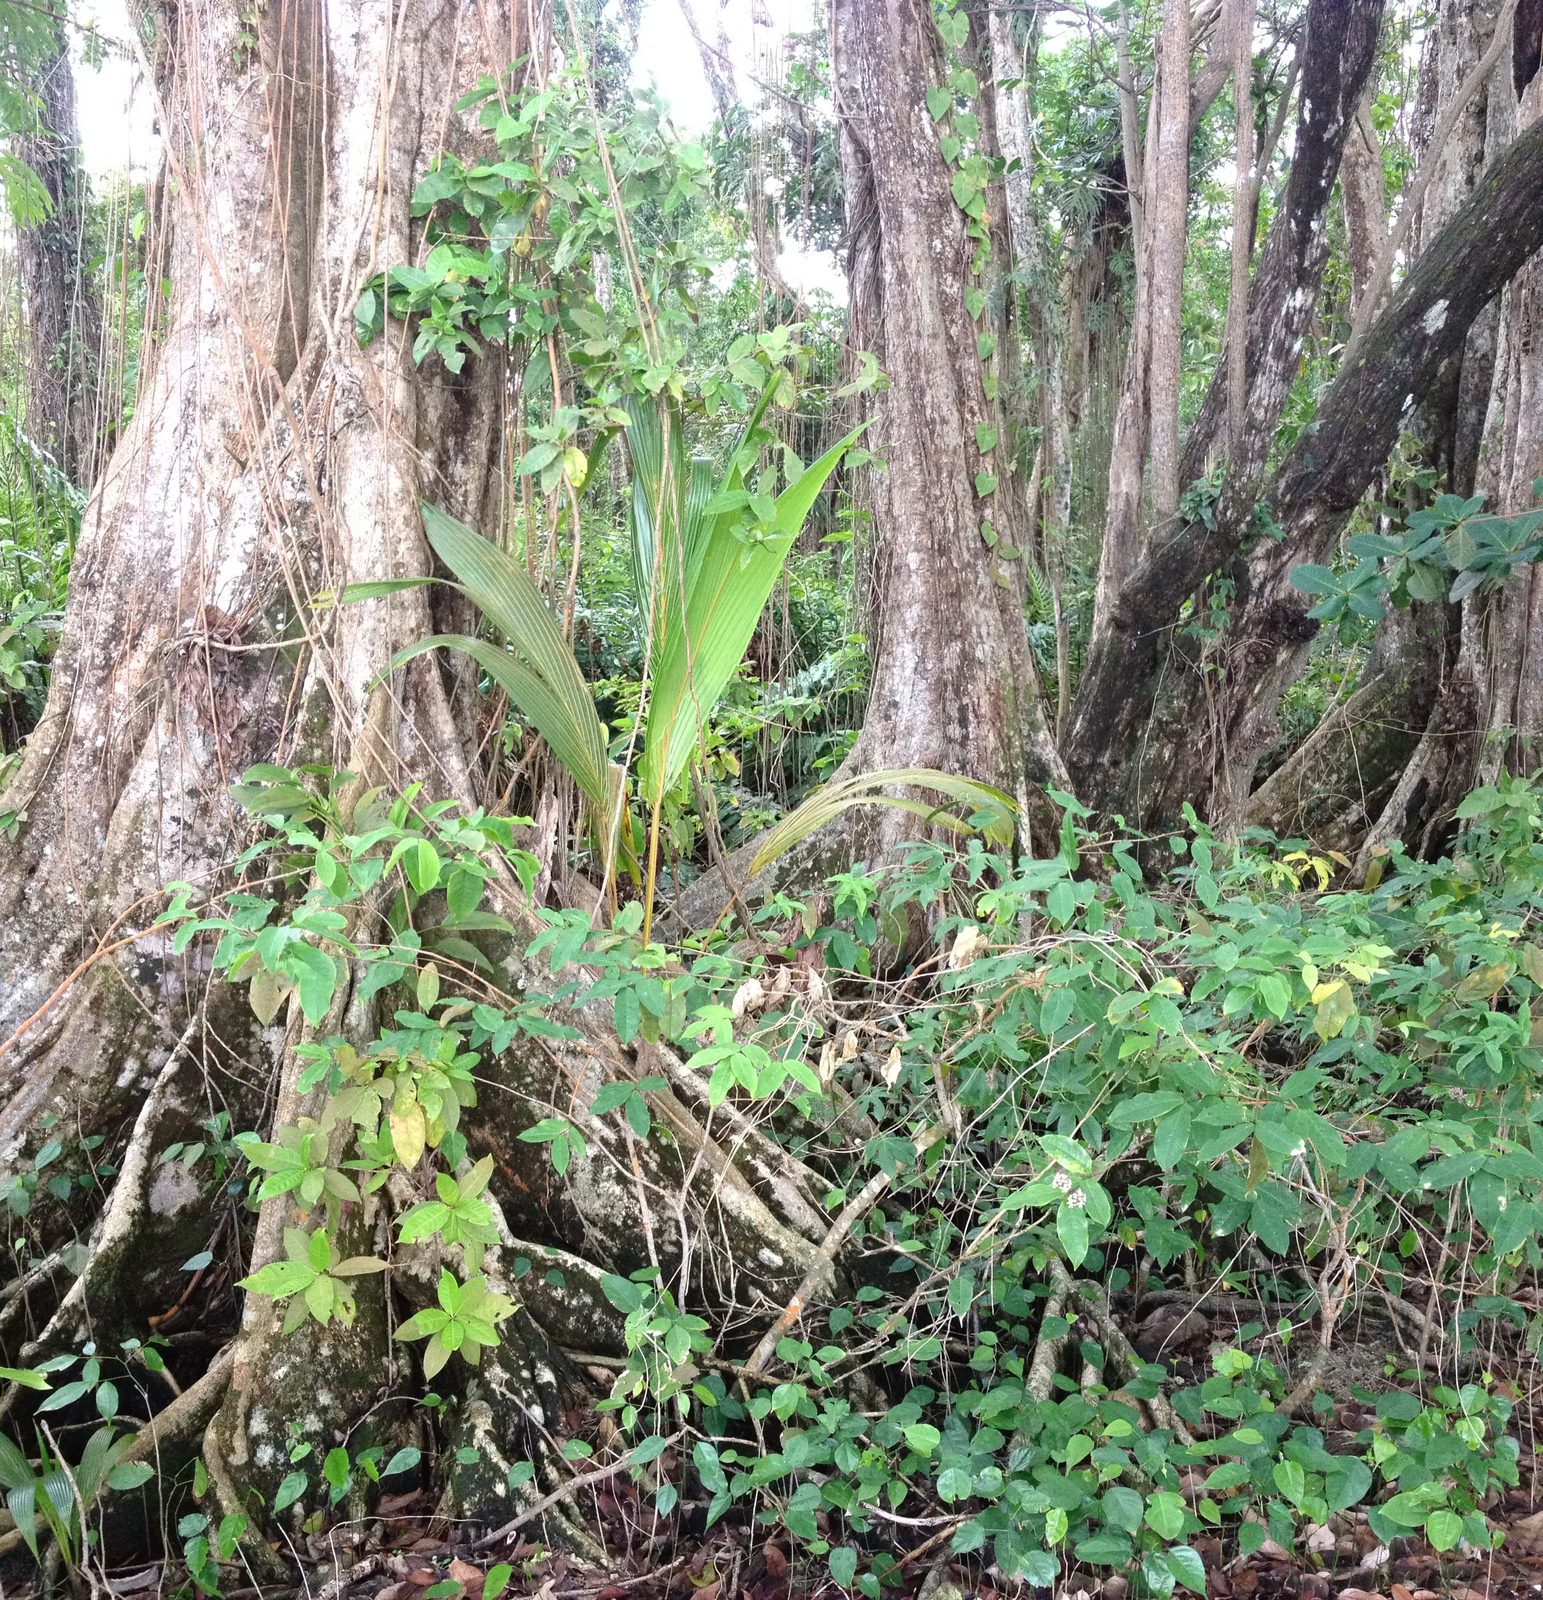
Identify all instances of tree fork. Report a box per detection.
[1067,100,1543,833]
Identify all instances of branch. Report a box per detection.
[1069,106,1543,802]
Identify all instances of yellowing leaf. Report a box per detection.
[391,1101,427,1170]
[1312,980,1355,1040]
[1245,1136,1269,1195]
[249,965,290,1026]
[1452,963,1512,1005]
[1517,943,1543,986]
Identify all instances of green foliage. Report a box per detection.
[396,1269,517,1378]
[127,755,1543,1591]
[1363,1384,1517,1551]
[1291,482,1543,639]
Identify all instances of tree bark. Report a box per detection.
[1147,0,1191,525]
[1340,90,1387,319]
[827,0,1064,825]
[0,0,833,1550]
[14,16,105,483]
[1067,78,1543,836]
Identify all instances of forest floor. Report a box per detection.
[45,1292,1543,1600]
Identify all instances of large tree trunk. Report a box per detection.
[826,0,1064,835]
[0,0,829,1555]
[14,16,104,483]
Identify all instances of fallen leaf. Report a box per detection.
[448,1561,483,1586]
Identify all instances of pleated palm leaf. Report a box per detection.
[625,385,864,808]
[388,503,623,863]
[387,378,863,927]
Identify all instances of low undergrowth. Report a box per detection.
[4,770,1543,1597]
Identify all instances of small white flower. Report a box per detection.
[1066,1187,1088,1210]
[1051,1169,1074,1193]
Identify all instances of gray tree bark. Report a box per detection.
[13,16,104,483]
[0,0,830,1549]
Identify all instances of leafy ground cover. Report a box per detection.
[7,768,1543,1598]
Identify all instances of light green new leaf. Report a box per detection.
[634,397,866,806]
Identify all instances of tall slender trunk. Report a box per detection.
[1147,0,1191,524]
[1340,90,1388,318]
[1225,0,1256,452]
[14,19,104,483]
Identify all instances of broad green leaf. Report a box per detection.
[638,421,866,806]
[239,1259,315,1297]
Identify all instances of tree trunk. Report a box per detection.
[0,0,830,1551]
[832,0,1064,821]
[1070,105,1543,838]
[14,17,104,483]
[1340,89,1387,320]
[1066,0,1543,838]
[1146,0,1191,525]
[1067,0,1384,828]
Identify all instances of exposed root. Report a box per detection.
[0,1031,197,1434]
[1051,1260,1195,1445]
[741,1124,945,1377]
[118,1343,235,1470]
[1025,1274,1076,1404]
[468,1434,682,1554]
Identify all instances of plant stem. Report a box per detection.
[641,798,663,946]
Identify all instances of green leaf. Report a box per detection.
[637,416,866,806]
[484,1564,515,1600]
[239,1259,316,1298]
[106,1461,155,1491]
[1426,1509,1462,1551]
[829,1547,859,1588]
[1273,1459,1306,1506]
[1379,1491,1433,1527]
[1145,1490,1187,1540]
[902,1423,940,1454]
[1165,1545,1207,1593]
[273,1470,307,1512]
[748,768,1016,878]
[1152,1105,1192,1170]
[0,1366,48,1391]
[407,504,614,831]
[311,576,435,607]
[1057,1202,1089,1267]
